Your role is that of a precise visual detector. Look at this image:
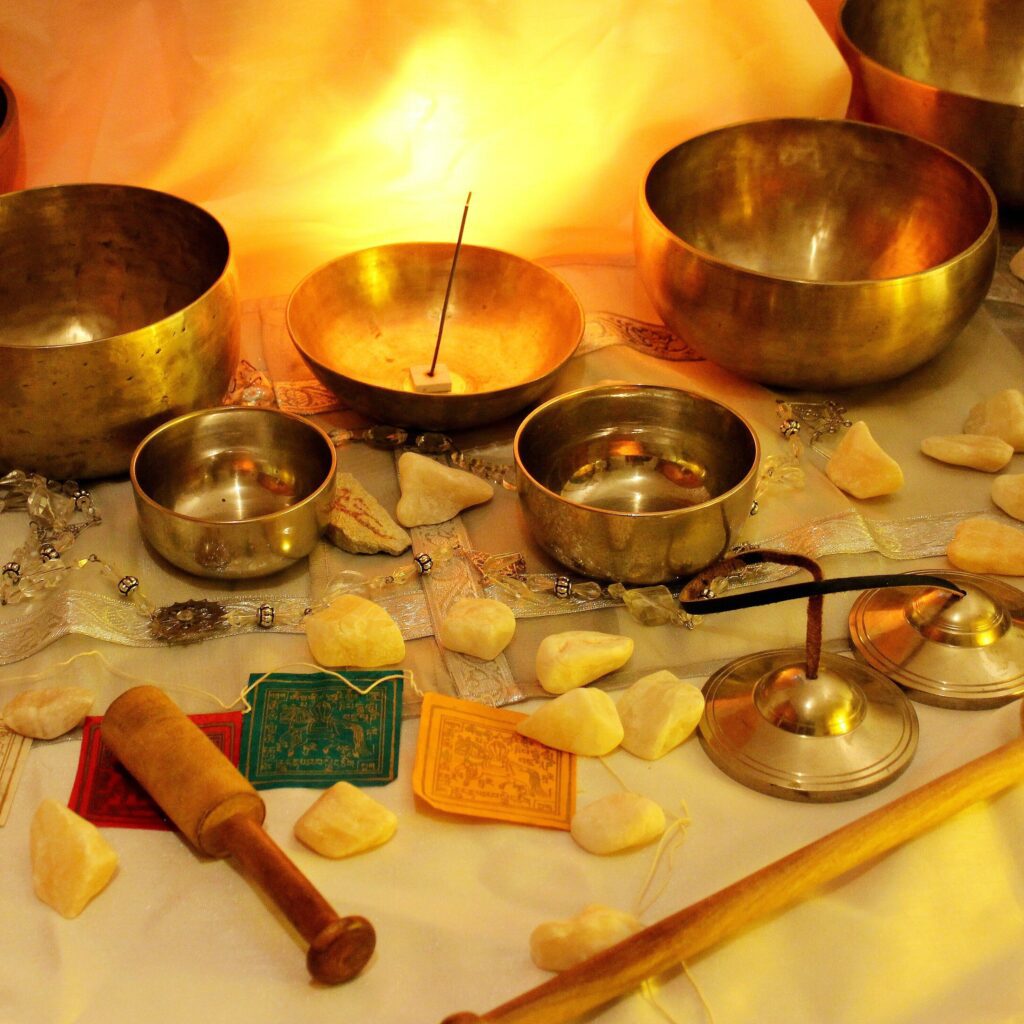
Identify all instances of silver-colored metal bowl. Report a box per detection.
[131,407,337,579]
[635,118,997,391]
[0,184,240,480]
[839,0,1024,208]
[514,384,760,585]
[286,242,585,432]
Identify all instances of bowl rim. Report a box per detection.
[0,182,235,353]
[837,0,1024,113]
[0,77,15,143]
[284,240,587,401]
[129,405,338,526]
[513,382,761,520]
[638,116,998,289]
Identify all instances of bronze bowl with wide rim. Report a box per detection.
[0,77,20,193]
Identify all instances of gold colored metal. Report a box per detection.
[699,649,919,802]
[286,242,585,432]
[839,0,1024,209]
[514,383,760,584]
[635,118,998,390]
[0,78,20,193]
[850,569,1024,709]
[0,184,240,480]
[130,407,337,580]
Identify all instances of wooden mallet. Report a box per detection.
[442,700,1024,1023]
[101,685,375,985]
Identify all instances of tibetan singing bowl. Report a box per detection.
[131,407,337,579]
[839,0,1024,209]
[635,118,997,391]
[0,184,240,480]
[514,384,760,585]
[0,78,20,193]
[286,243,585,432]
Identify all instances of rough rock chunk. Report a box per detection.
[825,420,903,499]
[294,781,397,858]
[305,594,406,667]
[30,799,118,918]
[570,791,666,855]
[992,474,1024,522]
[535,630,634,694]
[326,471,411,555]
[516,688,623,756]
[439,597,516,661]
[920,434,1014,473]
[3,686,93,740]
[963,389,1024,451]
[616,670,704,760]
[530,905,644,971]
[394,452,493,527]
[947,517,1024,575]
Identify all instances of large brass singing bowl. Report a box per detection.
[287,243,585,432]
[0,78,20,193]
[131,407,337,580]
[515,384,760,585]
[635,118,998,391]
[0,184,240,479]
[840,0,1024,209]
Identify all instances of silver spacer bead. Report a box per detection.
[414,552,433,575]
[256,603,276,629]
[117,575,140,596]
[553,576,573,599]
[39,543,60,562]
[2,561,20,582]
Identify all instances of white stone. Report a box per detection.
[439,597,516,661]
[30,799,118,918]
[516,688,623,756]
[305,594,406,667]
[535,630,634,694]
[2,686,94,740]
[616,670,704,760]
[570,791,666,855]
[963,389,1024,451]
[991,474,1024,522]
[530,905,644,972]
[920,434,1014,473]
[394,452,493,527]
[294,781,397,858]
[947,517,1024,575]
[825,420,903,499]
[326,471,411,555]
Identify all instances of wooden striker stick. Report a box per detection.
[101,685,375,985]
[442,704,1024,1024]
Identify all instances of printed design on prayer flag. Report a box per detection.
[240,672,402,789]
[413,693,575,829]
[68,714,243,830]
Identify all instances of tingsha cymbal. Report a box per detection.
[699,649,918,802]
[849,570,1024,710]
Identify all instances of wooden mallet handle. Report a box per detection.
[102,685,375,984]
[442,705,1024,1023]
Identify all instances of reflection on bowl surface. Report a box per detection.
[839,0,1024,207]
[515,384,759,585]
[131,407,336,579]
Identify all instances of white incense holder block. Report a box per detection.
[409,363,452,393]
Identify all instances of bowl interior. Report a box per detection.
[841,0,1024,106]
[133,409,334,523]
[644,119,993,282]
[0,185,230,349]
[517,386,757,515]
[287,243,582,397]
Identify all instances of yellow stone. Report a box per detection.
[825,420,903,499]
[516,688,623,756]
[570,791,666,855]
[616,670,704,760]
[439,597,516,661]
[30,799,118,918]
[530,905,643,972]
[920,434,1014,473]
[992,475,1024,522]
[3,686,94,740]
[394,452,493,527]
[947,517,1024,575]
[535,630,634,694]
[304,594,406,667]
[294,781,397,858]
[963,389,1024,451]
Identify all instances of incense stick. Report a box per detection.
[428,191,472,377]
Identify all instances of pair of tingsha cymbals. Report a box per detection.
[694,568,1024,803]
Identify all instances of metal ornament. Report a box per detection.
[849,569,1024,709]
[149,600,229,644]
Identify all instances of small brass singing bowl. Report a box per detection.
[0,183,240,480]
[286,242,585,432]
[635,118,998,391]
[130,408,337,580]
[514,384,760,585]
[840,0,1024,209]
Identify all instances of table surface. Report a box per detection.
[3,256,1024,1024]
